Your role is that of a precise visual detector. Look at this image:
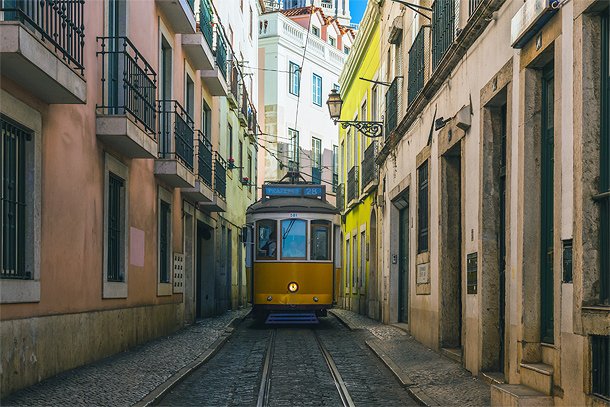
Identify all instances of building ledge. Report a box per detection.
[0,22,86,104]
[201,66,228,96]
[198,193,226,212]
[182,33,214,71]
[154,159,195,188]
[155,0,196,34]
[181,179,214,202]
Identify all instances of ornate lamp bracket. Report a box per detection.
[334,116,384,138]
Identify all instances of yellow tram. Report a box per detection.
[245,184,341,322]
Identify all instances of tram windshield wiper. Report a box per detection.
[282,219,295,240]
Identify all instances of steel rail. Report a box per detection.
[313,330,356,407]
[256,329,276,407]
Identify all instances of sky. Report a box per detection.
[350,0,368,25]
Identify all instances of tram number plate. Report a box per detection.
[289,213,298,218]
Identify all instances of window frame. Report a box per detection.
[157,186,173,296]
[103,153,129,299]
[312,73,322,106]
[417,160,429,254]
[289,62,301,96]
[288,128,300,171]
[310,220,332,261]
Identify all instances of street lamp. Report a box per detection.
[326,88,384,138]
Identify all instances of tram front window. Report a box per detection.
[257,220,277,259]
[281,219,307,259]
[311,220,331,260]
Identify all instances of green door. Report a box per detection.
[540,63,555,344]
[399,204,409,323]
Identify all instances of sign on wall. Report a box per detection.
[511,0,557,49]
[417,263,429,284]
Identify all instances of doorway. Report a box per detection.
[440,142,462,349]
[196,222,214,317]
[540,62,555,344]
[399,202,409,323]
[369,210,378,320]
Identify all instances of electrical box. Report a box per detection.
[173,253,184,293]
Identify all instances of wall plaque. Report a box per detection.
[417,263,429,284]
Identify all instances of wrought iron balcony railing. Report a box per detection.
[248,104,258,136]
[385,77,399,139]
[97,37,157,134]
[332,173,338,193]
[214,152,227,199]
[312,167,322,184]
[158,100,195,170]
[361,141,378,192]
[336,183,344,211]
[408,26,430,107]
[2,0,85,74]
[347,166,359,203]
[469,0,484,17]
[195,130,213,188]
[228,58,240,101]
[432,0,455,70]
[199,0,214,49]
[241,84,249,118]
[214,25,228,79]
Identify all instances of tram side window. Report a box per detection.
[281,219,307,259]
[257,220,277,259]
[311,220,331,260]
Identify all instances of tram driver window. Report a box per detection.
[257,220,277,259]
[281,219,307,259]
[311,220,331,260]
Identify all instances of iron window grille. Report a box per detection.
[195,130,213,188]
[214,152,227,199]
[418,161,429,253]
[289,62,301,96]
[431,0,455,71]
[347,166,359,203]
[1,0,85,74]
[107,173,124,282]
[385,76,400,139]
[159,200,170,283]
[361,141,378,192]
[408,25,430,106]
[1,117,29,280]
[97,36,157,134]
[592,335,610,399]
[157,100,195,171]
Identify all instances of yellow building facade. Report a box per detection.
[337,2,382,320]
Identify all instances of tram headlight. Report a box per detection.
[267,296,272,301]
[313,297,319,302]
[288,282,299,293]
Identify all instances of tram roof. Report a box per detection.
[246,196,340,215]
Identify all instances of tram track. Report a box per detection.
[256,328,355,407]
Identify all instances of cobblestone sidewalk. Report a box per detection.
[331,309,491,407]
[2,309,250,407]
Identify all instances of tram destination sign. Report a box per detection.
[263,185,326,200]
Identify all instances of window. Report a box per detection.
[312,26,320,37]
[185,73,195,118]
[311,220,331,260]
[289,62,300,96]
[257,220,277,259]
[281,219,307,259]
[107,174,124,282]
[344,45,350,54]
[334,83,341,93]
[288,128,299,171]
[228,123,233,163]
[312,137,321,169]
[345,238,351,287]
[600,10,610,305]
[250,7,253,39]
[371,85,378,121]
[0,95,41,304]
[239,140,243,173]
[313,74,322,106]
[418,161,429,253]
[1,118,28,281]
[158,187,172,295]
[352,234,357,287]
[248,153,252,192]
[431,0,455,70]
[202,99,212,140]
[346,128,351,168]
[592,335,609,399]
[329,36,336,46]
[332,145,339,192]
[360,230,366,287]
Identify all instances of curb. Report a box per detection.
[331,310,438,407]
[134,315,244,407]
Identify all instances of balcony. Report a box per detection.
[155,100,196,188]
[347,166,359,207]
[0,0,86,104]
[408,26,430,107]
[182,0,214,71]
[432,0,455,71]
[181,131,214,202]
[238,84,249,127]
[201,25,228,96]
[227,59,240,109]
[332,173,338,193]
[385,77,400,140]
[155,0,196,34]
[199,152,227,212]
[361,141,378,195]
[247,104,258,142]
[96,37,158,159]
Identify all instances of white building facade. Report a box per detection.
[257,6,354,200]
